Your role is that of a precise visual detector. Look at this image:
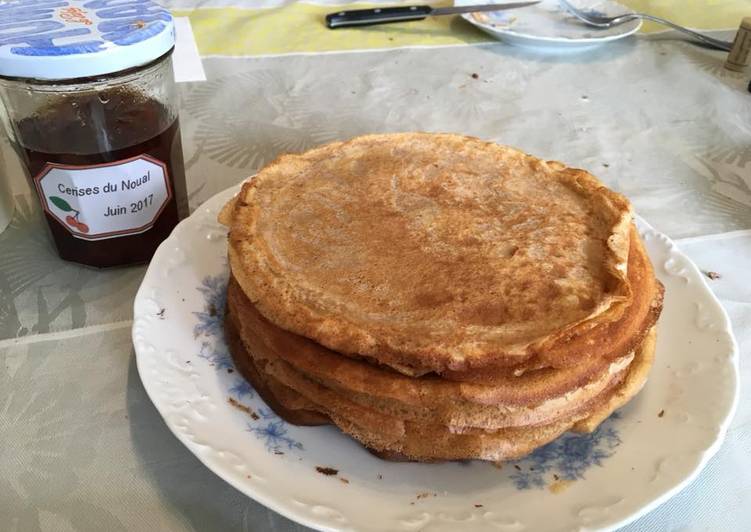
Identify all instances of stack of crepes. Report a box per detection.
[219,133,664,462]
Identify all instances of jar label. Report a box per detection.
[33,155,172,241]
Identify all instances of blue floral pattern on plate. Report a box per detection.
[193,272,304,453]
[229,378,255,400]
[193,273,227,338]
[249,420,304,452]
[509,412,621,489]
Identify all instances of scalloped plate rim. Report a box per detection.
[593,232,740,531]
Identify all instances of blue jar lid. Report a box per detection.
[0,1,175,81]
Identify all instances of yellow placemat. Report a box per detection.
[174,0,748,56]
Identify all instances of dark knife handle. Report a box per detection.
[326,5,432,28]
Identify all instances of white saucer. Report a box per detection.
[459,0,642,49]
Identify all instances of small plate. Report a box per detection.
[459,0,642,49]
[133,182,738,532]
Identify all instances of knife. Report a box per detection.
[326,1,540,29]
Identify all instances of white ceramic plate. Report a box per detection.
[133,183,738,532]
[458,0,642,49]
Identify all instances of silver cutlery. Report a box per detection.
[560,0,733,51]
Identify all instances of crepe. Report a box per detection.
[227,275,640,430]
[224,133,634,375]
[224,311,657,461]
[225,225,661,415]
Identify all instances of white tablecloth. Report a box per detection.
[1,28,749,531]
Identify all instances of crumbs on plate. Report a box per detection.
[228,397,258,419]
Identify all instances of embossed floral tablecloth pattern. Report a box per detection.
[1,1,750,530]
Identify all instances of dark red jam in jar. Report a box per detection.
[0,2,187,267]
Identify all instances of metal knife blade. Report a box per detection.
[432,1,540,16]
[326,1,540,29]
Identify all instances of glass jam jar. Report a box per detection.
[0,2,187,267]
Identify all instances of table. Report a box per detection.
[1,2,749,530]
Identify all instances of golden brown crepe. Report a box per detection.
[224,311,656,462]
[227,275,630,428]
[224,133,634,375]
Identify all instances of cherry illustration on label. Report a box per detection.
[50,195,89,233]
